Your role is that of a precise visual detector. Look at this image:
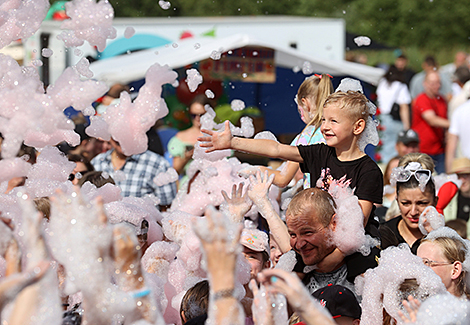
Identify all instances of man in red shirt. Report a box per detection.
[412,71,450,173]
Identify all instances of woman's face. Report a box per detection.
[397,187,436,231]
[417,241,454,290]
[189,102,206,129]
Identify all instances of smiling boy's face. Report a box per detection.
[320,103,358,148]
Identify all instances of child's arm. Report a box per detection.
[198,121,304,162]
[358,199,373,227]
[247,171,291,254]
[239,162,301,189]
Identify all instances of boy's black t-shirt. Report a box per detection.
[298,143,383,205]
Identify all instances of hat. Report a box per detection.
[240,228,270,255]
[450,158,470,174]
[397,129,420,145]
[312,284,361,319]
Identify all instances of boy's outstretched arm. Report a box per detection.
[198,121,304,163]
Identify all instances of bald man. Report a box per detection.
[411,71,450,173]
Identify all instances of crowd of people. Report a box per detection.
[1,52,470,325]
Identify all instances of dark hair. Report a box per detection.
[424,55,437,68]
[68,154,94,172]
[180,280,209,323]
[18,144,37,164]
[77,171,115,188]
[190,94,214,110]
[384,65,405,84]
[454,66,470,85]
[397,54,408,60]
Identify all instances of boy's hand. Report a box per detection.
[198,120,233,153]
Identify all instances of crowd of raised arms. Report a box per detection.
[2,51,470,325]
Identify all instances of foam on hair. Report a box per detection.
[285,187,336,227]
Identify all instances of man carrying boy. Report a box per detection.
[285,188,355,294]
[198,90,383,231]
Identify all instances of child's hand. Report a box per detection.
[198,120,233,153]
[248,170,274,206]
[398,295,421,323]
[221,183,253,223]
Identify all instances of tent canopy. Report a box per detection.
[89,34,384,86]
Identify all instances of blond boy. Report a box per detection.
[199,91,383,228]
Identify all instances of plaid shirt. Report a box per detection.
[92,150,177,206]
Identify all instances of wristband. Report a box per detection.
[212,288,235,301]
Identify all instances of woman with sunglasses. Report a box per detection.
[168,95,213,179]
[379,153,437,253]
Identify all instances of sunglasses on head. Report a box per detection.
[394,168,432,184]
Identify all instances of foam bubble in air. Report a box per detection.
[0,0,50,49]
[154,168,179,186]
[230,99,245,111]
[0,158,31,184]
[0,54,104,158]
[302,61,313,74]
[158,0,171,10]
[124,26,135,38]
[101,63,177,156]
[25,146,76,198]
[42,48,53,58]
[73,57,94,78]
[186,68,203,92]
[58,0,117,52]
[86,115,111,141]
[205,89,215,98]
[170,158,246,216]
[354,36,371,47]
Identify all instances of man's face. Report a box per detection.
[242,246,269,279]
[286,212,335,266]
[424,72,441,97]
[395,57,407,71]
[395,141,420,157]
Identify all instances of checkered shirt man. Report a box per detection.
[92,149,177,206]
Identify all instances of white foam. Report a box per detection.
[58,0,117,52]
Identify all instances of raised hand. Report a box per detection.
[247,170,274,206]
[198,120,233,153]
[398,295,421,323]
[221,182,253,223]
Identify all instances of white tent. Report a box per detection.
[89,34,384,86]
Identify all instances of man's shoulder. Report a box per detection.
[91,150,112,165]
[132,150,169,166]
[453,100,470,117]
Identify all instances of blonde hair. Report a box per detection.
[398,153,435,173]
[297,74,333,130]
[286,188,336,227]
[323,90,370,122]
[421,236,469,298]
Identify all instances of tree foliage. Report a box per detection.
[51,0,470,51]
